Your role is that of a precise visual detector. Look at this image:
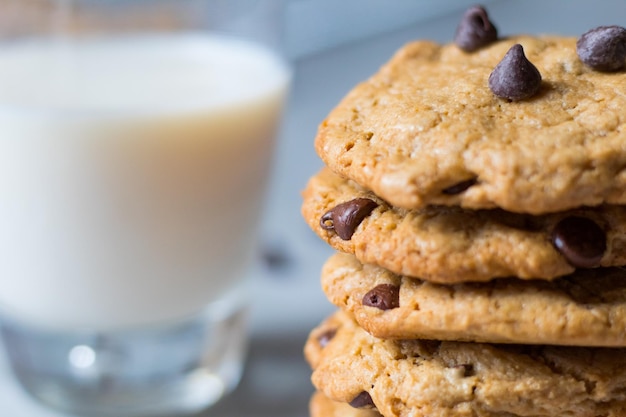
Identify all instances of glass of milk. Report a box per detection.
[0,0,291,415]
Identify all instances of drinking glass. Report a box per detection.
[0,0,291,415]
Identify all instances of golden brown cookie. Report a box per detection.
[322,252,626,346]
[305,311,626,417]
[315,35,626,215]
[302,168,626,282]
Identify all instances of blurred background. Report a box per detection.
[0,0,624,416]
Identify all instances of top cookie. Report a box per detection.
[315,35,626,214]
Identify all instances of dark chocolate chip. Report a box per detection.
[577,25,626,72]
[442,178,478,195]
[317,328,337,348]
[362,284,400,310]
[489,44,542,101]
[349,391,375,409]
[454,5,498,52]
[552,216,606,268]
[454,364,475,377]
[320,211,334,230]
[319,198,378,240]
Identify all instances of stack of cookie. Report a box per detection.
[301,5,626,417]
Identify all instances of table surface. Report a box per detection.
[1,1,624,415]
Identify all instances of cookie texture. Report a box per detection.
[302,168,626,282]
[305,311,626,417]
[315,35,626,214]
[310,391,382,417]
[322,252,626,346]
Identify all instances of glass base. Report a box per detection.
[0,300,248,416]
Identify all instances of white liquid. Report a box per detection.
[0,34,290,329]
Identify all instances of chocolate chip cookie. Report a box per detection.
[322,252,626,346]
[314,35,626,214]
[306,311,626,417]
[302,168,626,282]
[310,391,382,417]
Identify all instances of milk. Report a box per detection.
[0,34,290,330]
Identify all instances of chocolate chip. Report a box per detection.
[489,44,542,101]
[362,284,400,310]
[317,329,337,348]
[454,364,475,377]
[349,391,375,409]
[442,178,477,195]
[577,26,626,72]
[454,5,498,52]
[552,216,606,268]
[320,198,378,240]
